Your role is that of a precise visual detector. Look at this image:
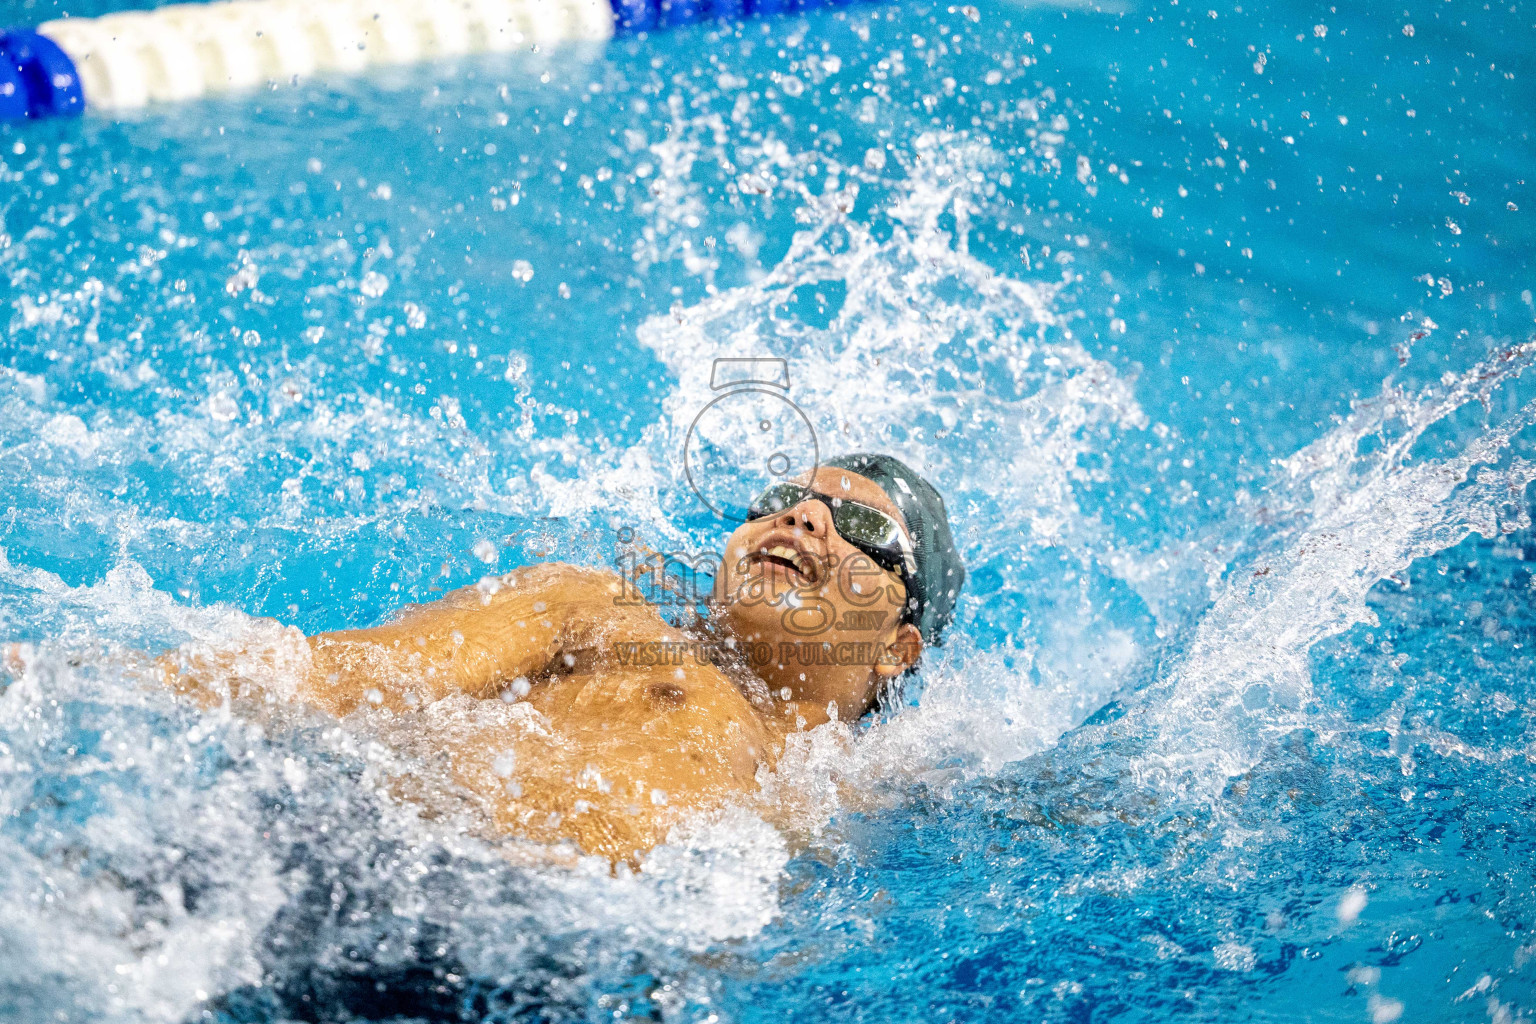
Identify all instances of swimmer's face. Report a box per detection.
[716,466,923,720]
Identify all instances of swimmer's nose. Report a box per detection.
[778,496,834,538]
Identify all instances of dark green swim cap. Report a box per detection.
[823,453,966,645]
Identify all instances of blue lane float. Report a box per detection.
[2,0,865,120]
[0,29,84,119]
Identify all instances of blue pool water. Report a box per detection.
[2,0,1534,1020]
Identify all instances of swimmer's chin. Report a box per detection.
[714,596,807,642]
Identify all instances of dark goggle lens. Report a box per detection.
[833,507,911,580]
[747,483,808,519]
[831,500,900,550]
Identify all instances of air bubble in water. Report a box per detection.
[360,271,389,298]
[1368,997,1404,1024]
[511,260,534,282]
[473,539,498,564]
[403,302,426,329]
[224,261,258,295]
[504,354,528,382]
[1336,887,1368,924]
[1213,942,1256,972]
[207,393,239,422]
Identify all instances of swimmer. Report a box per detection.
[9,454,965,865]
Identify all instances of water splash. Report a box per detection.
[1096,341,1536,800]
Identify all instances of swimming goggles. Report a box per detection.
[746,482,919,592]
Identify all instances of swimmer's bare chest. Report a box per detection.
[444,647,776,859]
[526,646,773,786]
[294,564,780,861]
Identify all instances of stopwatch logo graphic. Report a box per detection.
[684,358,819,522]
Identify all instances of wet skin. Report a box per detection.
[151,467,925,864]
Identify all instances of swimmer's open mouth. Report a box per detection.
[747,545,820,584]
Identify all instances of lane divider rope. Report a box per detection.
[2,0,859,118]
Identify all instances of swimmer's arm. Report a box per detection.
[151,626,312,711]
[152,608,542,716]
[151,564,647,716]
[299,563,643,715]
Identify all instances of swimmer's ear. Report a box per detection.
[874,623,923,680]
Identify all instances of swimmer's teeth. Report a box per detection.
[764,545,811,579]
